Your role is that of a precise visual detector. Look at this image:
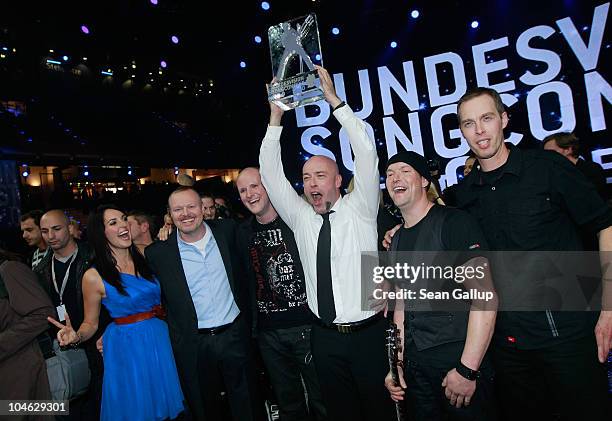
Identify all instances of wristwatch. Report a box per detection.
[333,101,346,111]
[456,361,480,381]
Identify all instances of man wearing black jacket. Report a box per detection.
[35,209,108,420]
[146,186,260,421]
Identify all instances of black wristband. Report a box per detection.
[455,361,480,381]
[333,101,346,111]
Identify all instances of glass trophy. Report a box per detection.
[267,13,324,110]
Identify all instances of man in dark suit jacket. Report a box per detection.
[145,186,259,421]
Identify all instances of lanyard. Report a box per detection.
[51,252,77,304]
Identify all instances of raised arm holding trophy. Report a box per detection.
[259,14,395,420]
[267,13,325,110]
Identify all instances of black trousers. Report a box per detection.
[311,316,394,421]
[258,325,327,421]
[196,315,262,421]
[492,334,609,421]
[403,341,497,421]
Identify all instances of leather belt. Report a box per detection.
[198,314,240,336]
[114,304,166,325]
[314,312,383,334]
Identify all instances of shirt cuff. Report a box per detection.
[332,103,355,123]
[265,125,284,141]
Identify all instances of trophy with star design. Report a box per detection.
[267,13,325,110]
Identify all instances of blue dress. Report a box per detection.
[100,273,184,421]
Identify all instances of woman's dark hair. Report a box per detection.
[87,204,154,295]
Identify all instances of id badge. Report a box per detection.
[56,304,66,322]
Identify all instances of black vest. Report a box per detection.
[391,205,470,351]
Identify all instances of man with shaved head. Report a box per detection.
[35,209,106,419]
[259,66,392,420]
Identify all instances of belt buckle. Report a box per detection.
[337,324,352,334]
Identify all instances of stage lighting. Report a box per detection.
[128,169,133,176]
[81,25,90,34]
[160,60,167,68]
[390,41,397,48]
[22,170,29,177]
[62,55,69,62]
[254,35,262,44]
[174,167,179,175]
[171,35,179,44]
[150,0,158,4]
[261,2,270,11]
[411,10,420,19]
[331,27,340,35]
[240,61,246,68]
[471,20,479,29]
[315,54,321,61]
[46,59,62,65]
[84,170,89,177]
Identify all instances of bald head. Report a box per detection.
[236,167,260,185]
[40,209,76,257]
[42,209,70,226]
[303,155,339,176]
[302,155,342,214]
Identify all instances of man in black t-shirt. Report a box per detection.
[455,87,612,420]
[236,167,326,421]
[383,152,497,421]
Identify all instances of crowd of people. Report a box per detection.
[1,65,611,421]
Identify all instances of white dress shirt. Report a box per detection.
[259,105,380,323]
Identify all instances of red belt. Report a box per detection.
[113,305,166,325]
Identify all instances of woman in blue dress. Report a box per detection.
[48,205,184,421]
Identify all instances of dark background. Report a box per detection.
[0,0,609,186]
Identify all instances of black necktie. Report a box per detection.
[317,211,336,323]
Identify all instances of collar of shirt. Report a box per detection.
[465,144,523,187]
[54,245,79,263]
[177,222,212,256]
[34,247,50,258]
